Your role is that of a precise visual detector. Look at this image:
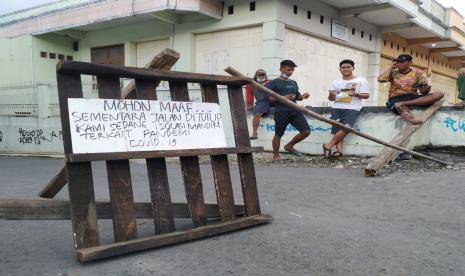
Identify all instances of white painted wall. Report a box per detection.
[194,26,263,77]
[283,29,370,108]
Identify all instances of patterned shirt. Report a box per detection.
[378,67,428,98]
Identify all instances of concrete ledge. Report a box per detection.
[0,107,463,157]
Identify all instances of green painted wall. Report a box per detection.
[32,33,75,83]
[0,36,34,84]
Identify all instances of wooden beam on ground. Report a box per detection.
[364,100,443,177]
[0,199,246,220]
[225,67,452,167]
[76,214,272,262]
[406,37,449,46]
[39,48,180,199]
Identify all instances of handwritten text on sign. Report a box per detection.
[68,99,227,153]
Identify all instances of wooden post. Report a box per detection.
[228,85,261,216]
[365,100,444,177]
[39,48,180,199]
[97,76,138,242]
[135,78,176,234]
[224,66,452,167]
[57,72,99,249]
[201,84,236,222]
[169,81,207,227]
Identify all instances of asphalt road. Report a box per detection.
[1,156,464,276]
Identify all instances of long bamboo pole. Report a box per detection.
[225,66,452,166]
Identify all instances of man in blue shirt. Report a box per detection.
[266,60,310,161]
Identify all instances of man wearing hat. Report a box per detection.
[378,54,444,124]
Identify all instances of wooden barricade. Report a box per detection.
[55,61,272,262]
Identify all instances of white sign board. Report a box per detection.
[331,20,349,42]
[68,98,227,154]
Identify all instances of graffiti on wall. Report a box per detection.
[17,128,63,145]
[443,116,465,133]
[261,122,360,133]
[261,123,332,133]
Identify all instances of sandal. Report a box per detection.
[249,136,258,140]
[322,144,332,158]
[332,151,344,158]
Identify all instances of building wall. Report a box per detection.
[0,36,34,84]
[32,34,75,82]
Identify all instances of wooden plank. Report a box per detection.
[57,61,250,86]
[228,85,261,216]
[38,167,66,198]
[365,101,444,177]
[57,72,99,249]
[135,78,175,234]
[97,76,137,242]
[76,214,273,262]
[65,147,263,162]
[0,199,246,220]
[124,48,179,99]
[170,81,206,227]
[41,48,180,198]
[201,84,235,221]
[66,162,100,249]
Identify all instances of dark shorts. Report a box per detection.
[253,99,270,115]
[274,111,310,137]
[386,94,427,114]
[330,108,360,134]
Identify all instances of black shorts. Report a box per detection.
[274,111,310,137]
[386,94,427,114]
[330,108,360,134]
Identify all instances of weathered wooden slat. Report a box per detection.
[135,78,175,234]
[0,199,246,220]
[65,147,263,162]
[38,167,66,198]
[201,84,235,221]
[228,85,261,216]
[76,214,273,262]
[57,61,250,86]
[365,100,444,177]
[57,72,99,249]
[170,81,206,227]
[123,48,179,99]
[97,76,138,242]
[40,48,180,199]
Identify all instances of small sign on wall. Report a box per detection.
[331,20,349,42]
[68,98,227,153]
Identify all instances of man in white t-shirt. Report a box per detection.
[323,59,370,158]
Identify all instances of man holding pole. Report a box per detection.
[266,60,310,161]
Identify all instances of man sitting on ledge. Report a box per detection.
[378,54,444,124]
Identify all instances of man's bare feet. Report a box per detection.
[394,102,408,114]
[401,110,423,124]
[272,155,281,161]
